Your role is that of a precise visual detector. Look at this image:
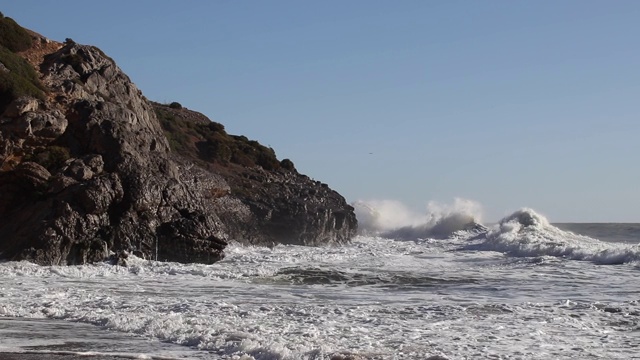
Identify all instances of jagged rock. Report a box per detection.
[48,175,77,193]
[56,154,104,183]
[23,110,68,139]
[154,103,357,247]
[213,167,356,246]
[13,161,51,189]
[0,97,68,170]
[156,211,228,264]
[0,162,50,214]
[0,22,357,265]
[2,97,39,117]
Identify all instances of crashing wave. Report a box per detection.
[352,198,483,240]
[471,208,640,265]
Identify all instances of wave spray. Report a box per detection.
[352,198,483,239]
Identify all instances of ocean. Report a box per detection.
[1,208,639,359]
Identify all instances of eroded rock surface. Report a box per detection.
[0,29,356,265]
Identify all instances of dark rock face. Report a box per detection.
[0,32,356,265]
[214,167,357,246]
[152,102,357,247]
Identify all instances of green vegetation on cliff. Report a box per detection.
[24,145,71,171]
[0,13,32,52]
[0,13,46,112]
[154,103,293,171]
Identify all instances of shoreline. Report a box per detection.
[0,354,137,360]
[0,317,204,360]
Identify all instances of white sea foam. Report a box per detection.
[1,217,639,359]
[472,208,640,264]
[0,316,204,359]
[353,198,483,239]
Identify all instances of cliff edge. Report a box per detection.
[0,14,357,265]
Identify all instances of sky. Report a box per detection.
[3,1,639,222]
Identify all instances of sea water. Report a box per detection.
[1,208,639,359]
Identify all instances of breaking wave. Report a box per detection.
[352,198,484,240]
[471,208,640,264]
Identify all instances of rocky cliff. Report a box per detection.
[0,16,357,265]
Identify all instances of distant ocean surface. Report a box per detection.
[1,209,639,359]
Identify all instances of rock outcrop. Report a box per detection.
[0,21,356,265]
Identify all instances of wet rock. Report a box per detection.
[603,306,622,314]
[330,354,369,360]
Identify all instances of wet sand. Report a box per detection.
[0,317,207,359]
[0,355,133,360]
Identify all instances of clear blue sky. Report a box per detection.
[4,1,639,222]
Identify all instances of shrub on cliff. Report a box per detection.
[154,103,284,171]
[26,146,71,171]
[208,121,225,132]
[0,14,45,111]
[0,46,46,112]
[0,14,33,52]
[155,109,190,153]
[280,158,296,171]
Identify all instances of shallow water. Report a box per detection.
[0,317,203,359]
[1,210,639,359]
